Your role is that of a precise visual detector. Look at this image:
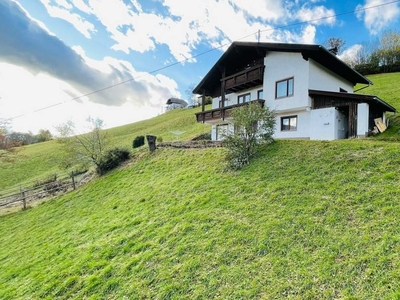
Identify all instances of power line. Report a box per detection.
[9,0,400,120]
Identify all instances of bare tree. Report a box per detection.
[0,118,18,161]
[56,117,108,171]
[379,30,400,67]
[355,40,379,65]
[326,37,346,55]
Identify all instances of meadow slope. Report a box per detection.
[1,140,400,298]
[1,73,400,298]
[0,106,210,190]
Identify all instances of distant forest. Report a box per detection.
[343,30,400,75]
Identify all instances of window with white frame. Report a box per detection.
[276,77,294,99]
[281,116,297,131]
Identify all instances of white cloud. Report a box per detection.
[39,0,96,38]
[356,0,400,35]
[59,0,331,62]
[228,0,285,21]
[54,0,72,10]
[296,5,335,25]
[0,60,180,134]
[338,44,363,66]
[70,0,92,15]
[11,0,55,36]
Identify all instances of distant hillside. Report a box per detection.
[0,106,210,190]
[356,72,400,109]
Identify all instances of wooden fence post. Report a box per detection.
[71,172,76,190]
[20,185,26,210]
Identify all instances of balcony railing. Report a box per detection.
[195,99,265,124]
[222,65,265,93]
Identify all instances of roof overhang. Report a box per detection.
[193,41,372,96]
[309,90,397,113]
[166,98,188,107]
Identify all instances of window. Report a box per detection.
[219,97,229,108]
[257,89,264,99]
[281,116,297,131]
[276,78,294,99]
[238,93,251,103]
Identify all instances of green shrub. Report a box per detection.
[132,136,145,148]
[223,102,275,170]
[157,136,163,143]
[97,148,130,175]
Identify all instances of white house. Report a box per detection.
[193,42,396,140]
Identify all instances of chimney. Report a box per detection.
[328,47,338,55]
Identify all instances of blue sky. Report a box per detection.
[0,0,399,133]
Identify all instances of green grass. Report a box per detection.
[2,73,400,298]
[356,72,400,109]
[1,140,400,299]
[0,106,209,190]
[356,72,400,141]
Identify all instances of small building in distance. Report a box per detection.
[162,97,188,113]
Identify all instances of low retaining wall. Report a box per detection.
[157,140,222,149]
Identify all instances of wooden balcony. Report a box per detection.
[195,99,265,124]
[223,65,265,93]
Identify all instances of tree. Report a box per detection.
[187,83,213,107]
[56,117,108,172]
[326,37,346,55]
[185,83,199,106]
[0,118,18,161]
[355,40,379,65]
[222,102,275,170]
[7,131,35,146]
[379,30,400,69]
[36,129,53,143]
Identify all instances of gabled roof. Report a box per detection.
[309,90,397,113]
[166,97,188,107]
[193,41,372,95]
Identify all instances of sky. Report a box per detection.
[0,0,399,134]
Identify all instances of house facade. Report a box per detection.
[193,42,396,140]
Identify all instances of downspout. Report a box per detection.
[354,83,371,93]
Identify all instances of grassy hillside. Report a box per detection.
[1,72,399,190]
[1,73,400,298]
[0,106,209,190]
[356,72,400,141]
[1,140,400,298]
[356,72,400,109]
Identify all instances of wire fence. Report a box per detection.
[0,172,88,211]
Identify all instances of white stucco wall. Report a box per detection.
[263,52,310,112]
[309,107,349,140]
[212,123,234,141]
[274,111,311,139]
[308,60,354,93]
[357,103,369,137]
[310,107,336,140]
